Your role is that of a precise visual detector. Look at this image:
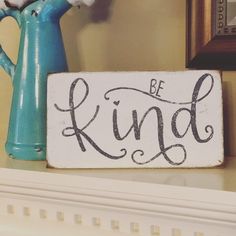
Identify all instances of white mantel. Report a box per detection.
[0,143,236,235]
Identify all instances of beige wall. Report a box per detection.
[0,0,235,155]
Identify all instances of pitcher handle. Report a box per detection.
[0,45,16,78]
[0,5,21,79]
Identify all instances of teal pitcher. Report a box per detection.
[0,0,94,160]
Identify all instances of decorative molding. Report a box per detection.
[216,0,226,35]
[0,168,235,235]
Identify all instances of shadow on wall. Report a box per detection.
[223,80,236,157]
[61,0,185,71]
[61,0,114,71]
[91,0,114,22]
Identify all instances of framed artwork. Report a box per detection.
[186,0,236,69]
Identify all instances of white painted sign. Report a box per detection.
[47,71,224,168]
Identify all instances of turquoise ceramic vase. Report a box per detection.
[0,0,72,160]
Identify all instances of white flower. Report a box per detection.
[0,1,7,9]
[1,0,95,9]
[67,0,95,7]
[5,0,32,8]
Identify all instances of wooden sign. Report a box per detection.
[47,71,224,168]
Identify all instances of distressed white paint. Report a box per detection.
[47,71,223,168]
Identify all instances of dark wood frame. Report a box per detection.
[186,0,236,70]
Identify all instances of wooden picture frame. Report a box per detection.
[186,0,236,70]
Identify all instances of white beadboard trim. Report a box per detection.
[0,168,235,235]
